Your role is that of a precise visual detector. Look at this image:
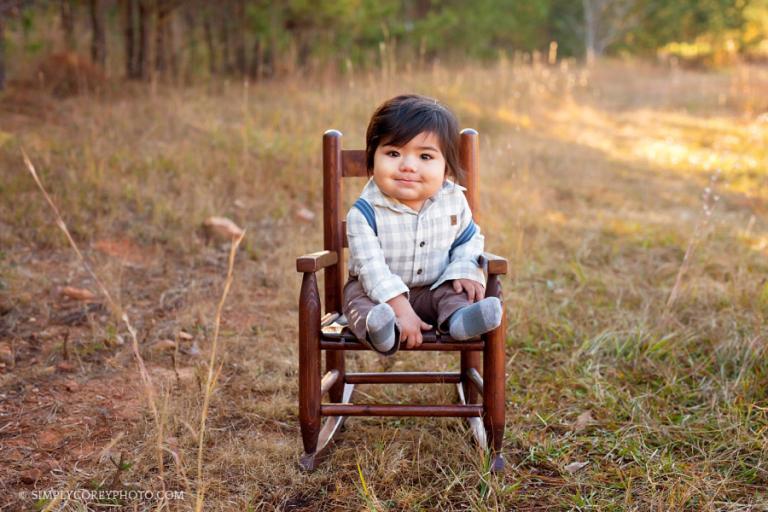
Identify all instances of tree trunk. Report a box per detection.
[90,0,106,67]
[202,8,216,75]
[582,0,597,65]
[0,15,5,91]
[181,6,197,82]
[122,0,137,78]
[167,4,177,79]
[234,0,246,76]
[60,0,76,51]
[248,35,260,79]
[155,0,168,74]
[218,5,232,74]
[582,0,636,64]
[138,0,151,79]
[155,0,179,78]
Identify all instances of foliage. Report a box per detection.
[625,0,750,53]
[0,0,765,86]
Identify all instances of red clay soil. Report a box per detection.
[0,241,200,510]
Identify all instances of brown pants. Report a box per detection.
[342,277,473,343]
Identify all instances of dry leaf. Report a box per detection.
[63,379,79,392]
[40,366,57,376]
[178,331,193,341]
[20,468,42,484]
[573,410,594,432]
[56,361,76,373]
[60,286,96,301]
[564,461,589,473]
[38,429,62,449]
[93,238,148,267]
[202,216,244,242]
[6,449,24,462]
[0,343,12,364]
[152,339,177,352]
[295,207,315,222]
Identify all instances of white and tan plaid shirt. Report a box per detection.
[346,178,485,304]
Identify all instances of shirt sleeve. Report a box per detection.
[430,193,486,290]
[347,207,409,304]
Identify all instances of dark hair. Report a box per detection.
[365,94,462,182]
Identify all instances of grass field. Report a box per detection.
[1,58,768,511]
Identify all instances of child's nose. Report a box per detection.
[400,155,418,172]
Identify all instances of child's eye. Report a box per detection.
[421,154,433,160]
[386,150,400,157]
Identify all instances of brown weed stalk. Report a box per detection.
[195,231,246,512]
[21,149,165,481]
[663,171,720,317]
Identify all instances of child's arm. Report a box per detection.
[347,208,432,348]
[387,294,432,349]
[346,208,409,304]
[451,278,485,303]
[432,193,486,299]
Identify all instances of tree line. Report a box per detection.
[0,0,756,90]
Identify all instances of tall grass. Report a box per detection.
[2,58,767,510]
[195,230,245,511]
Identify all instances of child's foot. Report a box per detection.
[448,297,502,341]
[366,303,398,354]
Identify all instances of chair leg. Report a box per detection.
[325,350,346,403]
[461,352,481,404]
[299,273,321,468]
[301,382,354,470]
[483,275,506,473]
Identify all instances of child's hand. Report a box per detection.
[452,279,485,303]
[387,294,432,349]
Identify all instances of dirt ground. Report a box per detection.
[0,235,286,509]
[2,59,768,510]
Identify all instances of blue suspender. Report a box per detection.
[449,220,477,256]
[352,197,476,256]
[352,198,378,236]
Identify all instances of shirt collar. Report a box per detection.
[361,178,465,214]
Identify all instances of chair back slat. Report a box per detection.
[326,129,480,262]
[342,150,368,177]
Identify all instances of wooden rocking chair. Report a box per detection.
[296,129,508,471]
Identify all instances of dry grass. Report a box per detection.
[1,57,768,510]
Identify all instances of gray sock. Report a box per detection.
[366,303,397,353]
[448,297,502,341]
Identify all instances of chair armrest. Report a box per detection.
[296,250,338,273]
[479,252,508,275]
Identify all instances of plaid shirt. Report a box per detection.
[346,178,485,304]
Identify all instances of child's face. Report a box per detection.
[372,131,446,212]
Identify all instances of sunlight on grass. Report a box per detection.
[2,58,767,510]
[539,102,768,203]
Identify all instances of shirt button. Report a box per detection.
[416,269,423,275]
[419,241,426,247]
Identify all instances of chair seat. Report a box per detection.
[320,325,484,351]
[298,128,505,472]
